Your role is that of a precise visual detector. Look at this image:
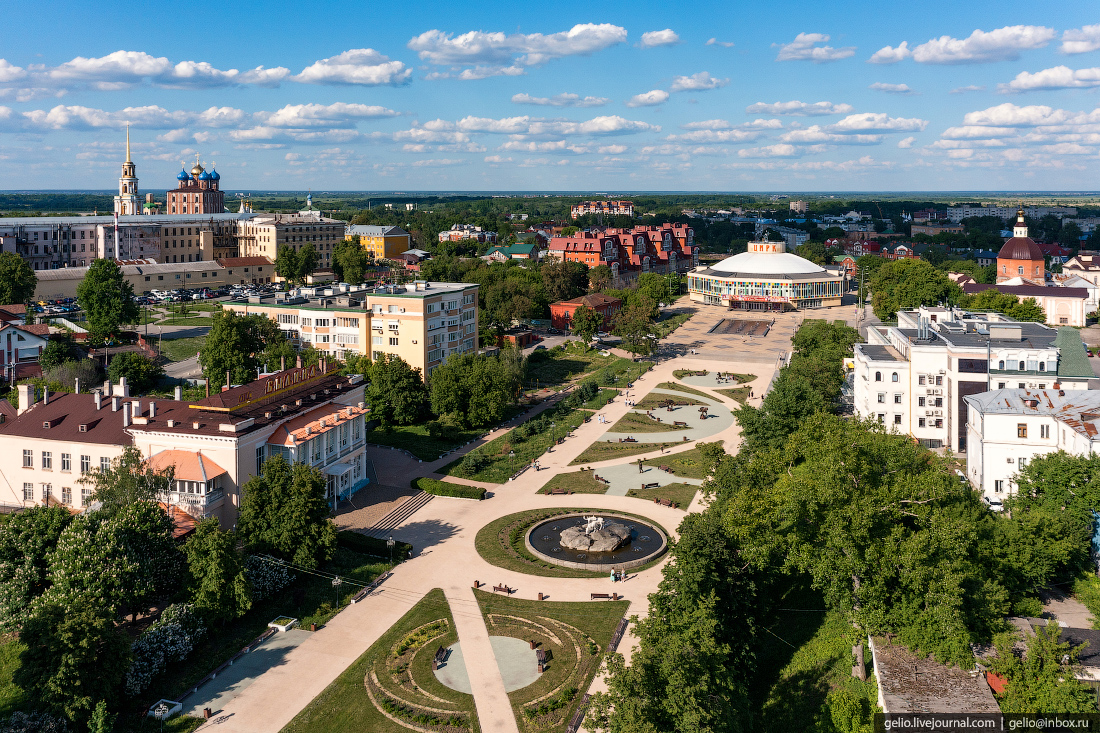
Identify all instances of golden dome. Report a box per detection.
[191,162,204,176]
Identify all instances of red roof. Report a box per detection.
[14,324,50,337]
[998,237,1044,261]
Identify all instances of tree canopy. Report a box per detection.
[332,237,372,284]
[184,518,251,623]
[870,258,961,321]
[200,310,289,386]
[106,351,164,394]
[569,305,604,345]
[365,354,429,427]
[0,253,37,307]
[75,259,139,342]
[428,350,524,429]
[959,288,1046,322]
[274,243,320,285]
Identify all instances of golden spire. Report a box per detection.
[125,123,131,163]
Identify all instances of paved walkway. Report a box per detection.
[595,461,705,497]
[433,637,539,695]
[197,297,863,733]
[601,387,733,443]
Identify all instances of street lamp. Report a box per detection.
[550,422,556,450]
[509,450,515,475]
[387,535,395,568]
[332,576,343,609]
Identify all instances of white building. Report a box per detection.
[854,307,1094,451]
[965,389,1100,507]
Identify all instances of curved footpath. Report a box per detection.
[199,300,809,733]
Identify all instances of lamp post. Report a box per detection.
[332,576,342,609]
[509,450,515,475]
[550,422,556,450]
[387,535,395,569]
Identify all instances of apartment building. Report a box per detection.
[438,224,498,244]
[789,200,809,214]
[547,224,698,280]
[222,280,479,377]
[570,200,634,219]
[345,225,412,261]
[965,389,1100,506]
[238,213,345,271]
[32,257,274,300]
[0,362,369,520]
[853,306,1094,451]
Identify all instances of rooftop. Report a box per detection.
[0,213,256,228]
[872,636,1000,713]
[147,450,227,482]
[266,403,368,446]
[965,389,1100,440]
[856,344,906,362]
[346,224,409,237]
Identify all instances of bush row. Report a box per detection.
[411,477,486,500]
[336,530,414,560]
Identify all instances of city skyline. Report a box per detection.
[1,0,1099,191]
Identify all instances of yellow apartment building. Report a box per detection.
[345,225,412,261]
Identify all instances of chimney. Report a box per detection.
[74,378,80,394]
[226,370,231,390]
[131,399,141,416]
[16,384,34,415]
[119,376,129,398]
[167,419,175,427]
[94,391,102,410]
[174,385,182,401]
[205,380,210,398]
[296,355,302,369]
[111,396,120,412]
[122,402,131,428]
[43,387,50,405]
[149,401,157,417]
[281,356,286,371]
[103,379,110,394]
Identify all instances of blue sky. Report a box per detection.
[1,0,1099,192]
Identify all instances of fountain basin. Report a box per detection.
[525,512,667,571]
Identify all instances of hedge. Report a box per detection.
[336,530,413,561]
[412,477,486,500]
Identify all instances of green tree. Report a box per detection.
[298,243,320,279]
[589,264,612,292]
[796,241,829,265]
[987,623,1096,713]
[106,351,164,394]
[183,518,251,623]
[79,446,173,516]
[88,700,116,733]
[612,293,658,356]
[570,305,604,346]
[960,288,1046,322]
[870,258,961,321]
[200,310,289,386]
[15,600,130,724]
[274,244,300,284]
[238,455,336,569]
[75,260,139,343]
[366,354,429,427]
[429,350,523,428]
[38,339,74,371]
[541,260,589,302]
[0,253,36,307]
[636,273,672,305]
[333,237,372,284]
[0,505,74,631]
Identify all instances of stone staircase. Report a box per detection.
[361,491,434,538]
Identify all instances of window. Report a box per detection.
[1041,424,1050,439]
[998,360,1005,370]
[998,382,1006,389]
[877,414,885,422]
[373,336,383,345]
[918,418,926,428]
[256,446,264,473]
[918,375,926,385]
[934,398,943,408]
[1018,361,1025,371]
[877,393,886,404]
[891,372,899,382]
[918,397,926,407]
[1019,383,1026,389]
[23,483,32,501]
[22,450,31,468]
[875,371,882,382]
[936,376,943,386]
[1039,362,1046,372]
[81,487,90,505]
[62,487,71,505]
[893,414,902,425]
[994,480,1005,493]
[41,452,51,470]
[934,419,943,428]
[61,453,70,472]
[1018,266,1024,275]
[1039,384,1046,390]
[894,394,902,404]
[40,484,50,501]
[389,337,399,346]
[1017,423,1028,438]
[1019,458,1028,469]
[80,455,90,473]
[100,457,109,473]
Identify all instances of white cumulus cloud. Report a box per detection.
[705,38,735,48]
[293,49,411,85]
[898,136,916,148]
[999,66,1100,92]
[258,103,400,128]
[775,33,855,63]
[950,85,986,94]
[626,89,669,107]
[738,144,801,158]
[639,29,680,48]
[0,60,26,83]
[911,25,1055,64]
[407,23,627,67]
[669,72,729,92]
[869,82,913,94]
[745,100,854,116]
[1061,25,1100,55]
[511,92,608,107]
[868,42,912,64]
[828,112,927,133]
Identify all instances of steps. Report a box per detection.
[362,491,434,538]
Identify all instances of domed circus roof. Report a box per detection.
[710,250,827,277]
[997,237,1043,261]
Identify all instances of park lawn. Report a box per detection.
[473,589,628,732]
[159,335,206,362]
[139,546,390,713]
[582,388,619,410]
[717,386,751,403]
[0,637,27,718]
[608,411,687,434]
[626,482,699,509]
[368,422,496,462]
[283,588,479,733]
[160,316,216,327]
[525,346,616,390]
[165,303,222,314]
[537,470,607,495]
[751,584,878,733]
[654,312,692,338]
[474,508,669,579]
[641,445,715,479]
[658,381,713,399]
[443,407,588,484]
[634,392,705,410]
[732,373,758,383]
[569,439,690,466]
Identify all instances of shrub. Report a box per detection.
[1074,574,1100,628]
[412,477,486,500]
[43,358,102,392]
[0,712,68,733]
[336,530,412,560]
[245,553,294,601]
[457,452,488,476]
[124,603,206,695]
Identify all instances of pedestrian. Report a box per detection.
[610,570,616,583]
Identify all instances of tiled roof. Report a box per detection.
[147,450,227,482]
[215,257,273,268]
[0,304,26,315]
[554,293,622,309]
[159,503,198,540]
[14,324,50,337]
[266,403,368,446]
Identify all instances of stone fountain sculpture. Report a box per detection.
[559,516,632,552]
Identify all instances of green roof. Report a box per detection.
[1054,327,1094,379]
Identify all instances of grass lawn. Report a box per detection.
[732,373,758,383]
[641,445,715,479]
[654,312,692,338]
[474,589,628,732]
[368,422,497,462]
[634,392,705,410]
[165,303,222,314]
[158,335,206,362]
[658,381,713,399]
[140,546,391,713]
[581,388,619,410]
[283,588,479,733]
[525,346,617,390]
[0,637,26,718]
[608,411,687,434]
[626,482,699,508]
[717,386,751,403]
[569,439,689,466]
[537,470,607,495]
[160,316,216,326]
[474,508,669,579]
[751,583,878,733]
[442,406,588,484]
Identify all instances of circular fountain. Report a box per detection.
[525,513,667,571]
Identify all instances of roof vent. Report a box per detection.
[167,419,176,428]
[319,419,326,428]
[192,422,200,430]
[295,399,302,407]
[264,411,273,419]
[78,424,87,433]
[42,421,52,429]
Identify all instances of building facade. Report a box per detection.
[853,307,1094,451]
[240,214,348,272]
[547,224,698,279]
[996,210,1045,284]
[222,281,479,377]
[549,294,622,331]
[114,127,141,217]
[961,282,1089,327]
[167,158,225,216]
[570,200,634,219]
[438,224,498,244]
[345,225,412,261]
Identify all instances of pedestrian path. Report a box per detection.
[599,387,733,443]
[592,461,705,497]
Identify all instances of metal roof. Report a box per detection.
[0,213,257,227]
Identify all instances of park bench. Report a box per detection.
[595,475,610,484]
[647,413,661,422]
[432,646,448,670]
[549,488,570,496]
[536,648,552,663]
[591,592,621,600]
[619,437,637,443]
[673,421,688,427]
[493,584,513,594]
[658,465,673,473]
[655,498,679,508]
[642,482,660,489]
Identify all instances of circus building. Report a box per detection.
[167,156,225,215]
[688,236,844,311]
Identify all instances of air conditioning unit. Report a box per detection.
[1006,457,1014,463]
[925,410,933,416]
[934,410,943,416]
[938,369,946,374]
